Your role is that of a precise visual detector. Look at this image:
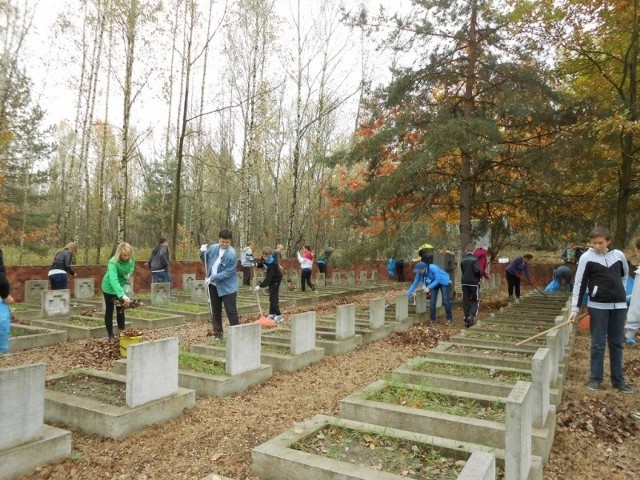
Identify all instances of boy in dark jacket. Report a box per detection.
[460,245,481,328]
[255,248,283,323]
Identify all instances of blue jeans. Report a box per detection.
[430,283,452,322]
[588,307,626,385]
[152,271,172,285]
[49,273,68,290]
[0,301,10,353]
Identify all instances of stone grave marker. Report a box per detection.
[41,290,71,318]
[335,304,356,340]
[346,271,355,285]
[415,291,428,314]
[359,271,368,283]
[505,381,533,480]
[369,298,385,329]
[74,278,95,299]
[24,280,49,305]
[191,280,208,302]
[182,274,196,292]
[395,293,409,321]
[226,323,261,376]
[370,270,378,281]
[331,272,341,286]
[290,312,316,356]
[151,282,171,305]
[126,337,179,408]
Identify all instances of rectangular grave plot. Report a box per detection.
[46,372,127,407]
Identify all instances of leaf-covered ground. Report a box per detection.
[3,286,640,479]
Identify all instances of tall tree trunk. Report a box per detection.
[459,0,478,252]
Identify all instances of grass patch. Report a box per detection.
[125,310,178,320]
[9,303,37,313]
[408,359,531,382]
[9,327,33,337]
[449,345,533,358]
[367,382,505,422]
[64,316,104,326]
[292,425,466,479]
[155,302,209,313]
[261,342,290,354]
[466,332,546,344]
[178,350,225,375]
[46,372,126,406]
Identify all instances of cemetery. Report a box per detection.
[1,266,639,479]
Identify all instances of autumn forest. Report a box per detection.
[1,0,639,265]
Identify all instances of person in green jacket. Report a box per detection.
[102,242,135,340]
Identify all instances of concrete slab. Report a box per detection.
[340,379,553,464]
[113,357,273,398]
[44,368,195,439]
[252,414,542,480]
[191,342,325,373]
[9,325,67,352]
[0,425,71,480]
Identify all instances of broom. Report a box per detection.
[515,312,587,346]
[255,288,276,328]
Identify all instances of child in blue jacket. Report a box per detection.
[407,261,453,325]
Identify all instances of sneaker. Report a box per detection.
[273,315,283,324]
[445,320,453,327]
[267,314,274,319]
[586,380,601,391]
[634,411,640,420]
[614,383,634,394]
[625,336,637,346]
[108,334,115,341]
[468,315,475,326]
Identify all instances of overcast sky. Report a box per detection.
[23,0,412,156]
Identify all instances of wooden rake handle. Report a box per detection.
[515,313,585,346]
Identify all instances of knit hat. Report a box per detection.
[414,262,427,272]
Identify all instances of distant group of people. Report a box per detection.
[405,243,490,328]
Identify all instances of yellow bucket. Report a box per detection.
[119,335,143,358]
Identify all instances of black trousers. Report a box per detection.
[242,266,252,286]
[461,284,480,319]
[301,269,314,291]
[506,272,521,298]
[208,286,239,337]
[103,292,125,337]
[268,281,281,315]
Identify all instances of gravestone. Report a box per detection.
[331,272,341,286]
[335,304,356,340]
[415,291,427,314]
[191,280,208,302]
[395,294,409,321]
[41,290,71,318]
[369,298,385,329]
[24,280,49,305]
[316,272,326,287]
[505,381,533,480]
[126,337,179,408]
[346,271,355,285]
[370,270,378,282]
[151,282,171,305]
[182,274,196,292]
[74,278,95,299]
[359,271,368,283]
[0,363,71,479]
[290,312,316,356]
[226,323,261,376]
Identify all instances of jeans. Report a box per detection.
[0,301,10,353]
[151,271,172,285]
[242,267,252,286]
[103,292,125,338]
[430,283,452,321]
[588,307,626,385]
[49,273,68,290]
[208,285,239,337]
[300,269,314,291]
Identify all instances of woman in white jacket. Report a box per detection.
[297,244,315,292]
